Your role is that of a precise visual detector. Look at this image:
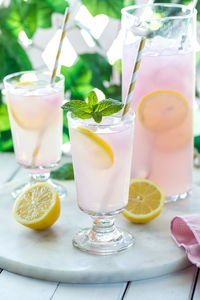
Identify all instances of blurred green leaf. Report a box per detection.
[4,0,68,39]
[195,135,200,153]
[80,53,112,93]
[50,162,74,180]
[113,59,122,74]
[123,0,136,6]
[61,53,112,100]
[62,111,69,144]
[81,0,124,19]
[196,1,200,22]
[0,103,10,131]
[46,0,68,14]
[0,103,13,151]
[0,130,13,151]
[5,0,37,39]
[104,85,122,101]
[61,61,93,100]
[0,30,32,81]
[37,0,68,29]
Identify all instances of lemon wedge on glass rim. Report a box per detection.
[122,178,165,223]
[13,182,60,230]
[71,126,114,169]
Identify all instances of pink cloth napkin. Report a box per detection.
[171,215,200,267]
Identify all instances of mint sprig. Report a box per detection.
[62,91,124,123]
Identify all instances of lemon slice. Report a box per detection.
[6,81,37,129]
[72,126,114,169]
[17,81,35,86]
[6,93,48,130]
[13,182,60,230]
[156,111,192,151]
[122,178,165,223]
[138,90,189,132]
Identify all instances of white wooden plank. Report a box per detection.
[0,271,57,300]
[0,152,18,183]
[124,266,197,300]
[193,269,200,300]
[52,282,127,300]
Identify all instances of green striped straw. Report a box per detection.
[51,7,70,85]
[122,37,146,117]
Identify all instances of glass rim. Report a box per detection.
[3,70,65,88]
[121,3,197,22]
[67,111,135,128]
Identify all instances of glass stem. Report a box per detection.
[92,217,115,233]
[89,216,121,242]
[29,172,50,185]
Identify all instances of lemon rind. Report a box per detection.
[13,182,59,226]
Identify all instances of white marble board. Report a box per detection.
[0,180,199,284]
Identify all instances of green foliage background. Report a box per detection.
[0,0,197,151]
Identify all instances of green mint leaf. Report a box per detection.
[62,100,92,113]
[62,100,92,119]
[92,111,102,123]
[70,110,92,119]
[97,99,124,116]
[50,163,74,180]
[62,96,124,123]
[88,91,98,108]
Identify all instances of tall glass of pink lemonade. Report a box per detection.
[68,113,135,255]
[122,4,196,201]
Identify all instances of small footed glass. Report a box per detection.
[68,112,135,255]
[3,71,66,198]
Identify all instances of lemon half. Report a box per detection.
[122,178,165,223]
[13,182,60,230]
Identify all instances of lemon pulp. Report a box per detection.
[13,182,60,230]
[122,178,165,223]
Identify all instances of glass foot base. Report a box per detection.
[11,179,67,199]
[72,227,134,255]
[165,189,192,203]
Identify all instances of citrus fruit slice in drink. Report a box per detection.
[13,182,60,230]
[6,81,51,130]
[122,178,165,223]
[156,111,192,151]
[138,90,189,132]
[17,81,35,86]
[72,126,114,169]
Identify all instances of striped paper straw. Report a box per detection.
[51,7,70,84]
[122,36,146,117]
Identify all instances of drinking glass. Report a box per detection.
[68,113,135,255]
[3,71,66,198]
[122,4,196,202]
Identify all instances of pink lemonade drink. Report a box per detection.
[122,4,196,201]
[68,115,134,213]
[67,112,135,254]
[4,71,64,173]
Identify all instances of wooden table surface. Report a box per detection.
[0,152,200,300]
